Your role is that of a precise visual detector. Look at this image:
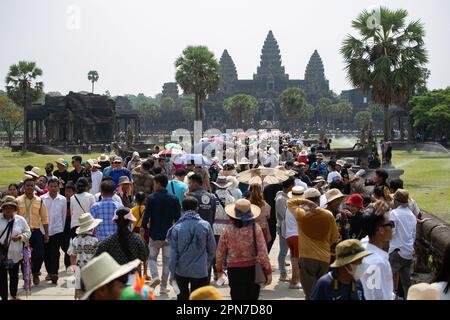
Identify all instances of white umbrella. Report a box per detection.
[174,154,212,166]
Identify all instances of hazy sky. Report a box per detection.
[1,0,449,97]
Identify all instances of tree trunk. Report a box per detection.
[383,104,390,141]
[8,132,12,147]
[92,81,94,94]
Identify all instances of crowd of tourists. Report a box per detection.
[0,135,449,301]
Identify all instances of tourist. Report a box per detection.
[61,182,76,270]
[97,154,110,172]
[69,156,90,184]
[341,163,352,194]
[17,177,49,286]
[313,176,327,198]
[226,176,243,200]
[216,199,272,300]
[167,169,189,205]
[0,196,31,300]
[388,189,417,297]
[157,157,174,179]
[87,160,103,196]
[280,145,294,162]
[285,186,305,289]
[364,168,389,190]
[341,194,367,240]
[70,178,96,237]
[141,174,181,293]
[127,151,141,171]
[80,252,140,300]
[211,176,235,281]
[297,150,308,165]
[208,158,221,185]
[187,173,216,227]
[262,181,283,253]
[41,178,67,284]
[327,159,345,184]
[310,239,370,300]
[309,153,328,179]
[132,160,154,198]
[350,169,370,197]
[431,244,450,300]
[372,185,393,209]
[294,163,312,187]
[193,165,212,193]
[68,212,102,300]
[36,176,49,196]
[90,180,122,241]
[389,178,421,219]
[7,184,20,198]
[154,145,160,155]
[106,157,132,188]
[360,208,395,300]
[95,207,149,266]
[166,197,216,300]
[116,176,133,209]
[248,184,271,244]
[307,147,317,167]
[53,158,70,194]
[275,177,295,283]
[23,167,44,195]
[286,188,340,299]
[130,192,149,279]
[44,163,56,185]
[94,176,124,206]
[219,160,238,177]
[102,155,115,177]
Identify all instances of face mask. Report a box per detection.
[348,263,365,280]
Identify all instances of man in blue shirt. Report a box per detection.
[310,239,371,300]
[167,169,189,205]
[166,196,216,300]
[309,153,328,179]
[140,174,181,294]
[106,157,132,188]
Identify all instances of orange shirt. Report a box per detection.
[286,198,339,263]
[17,194,49,229]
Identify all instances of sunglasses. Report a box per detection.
[382,221,395,228]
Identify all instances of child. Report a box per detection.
[131,192,149,279]
[68,212,102,299]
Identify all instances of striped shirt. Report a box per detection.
[90,198,122,241]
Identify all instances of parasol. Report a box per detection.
[23,246,32,297]
[158,149,185,156]
[165,143,183,150]
[174,154,212,166]
[236,167,290,185]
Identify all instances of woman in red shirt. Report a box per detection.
[215,199,272,300]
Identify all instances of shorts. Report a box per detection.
[133,227,149,244]
[286,236,299,259]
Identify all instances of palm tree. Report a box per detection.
[175,46,220,121]
[337,99,353,131]
[315,97,332,130]
[224,94,258,126]
[279,88,307,129]
[341,7,428,140]
[5,61,44,152]
[87,70,99,93]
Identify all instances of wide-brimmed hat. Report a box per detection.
[118,176,132,185]
[330,239,372,268]
[336,160,346,167]
[288,186,305,198]
[345,194,364,209]
[312,176,326,184]
[25,167,41,179]
[112,207,137,222]
[81,253,140,300]
[300,150,308,156]
[1,196,18,209]
[407,283,440,300]
[226,176,239,189]
[97,154,110,162]
[237,157,251,165]
[224,159,235,166]
[55,158,67,167]
[393,189,409,205]
[113,157,123,163]
[189,285,223,300]
[316,153,324,159]
[212,176,232,189]
[225,199,261,220]
[325,188,346,204]
[76,213,103,235]
[23,174,34,182]
[304,188,321,199]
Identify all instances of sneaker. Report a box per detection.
[33,274,40,286]
[285,262,290,267]
[289,282,301,289]
[149,278,161,289]
[45,275,51,281]
[160,287,170,294]
[279,274,290,282]
[51,275,58,284]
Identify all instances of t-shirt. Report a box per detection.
[89,171,103,195]
[131,205,145,228]
[310,272,365,300]
[327,171,342,184]
[110,168,132,187]
[167,179,189,205]
[285,207,299,238]
[67,233,99,289]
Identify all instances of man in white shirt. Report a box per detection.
[388,189,417,296]
[41,178,67,284]
[326,159,344,184]
[360,209,395,300]
[87,160,103,196]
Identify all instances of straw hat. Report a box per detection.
[304,188,321,199]
[23,174,34,182]
[55,158,66,166]
[76,213,103,235]
[1,196,18,209]
[288,186,305,199]
[224,199,261,220]
[25,167,41,179]
[226,176,240,189]
[336,159,346,167]
[325,188,346,204]
[80,252,140,300]
[237,157,251,165]
[407,283,440,300]
[189,286,224,300]
[97,154,110,162]
[118,176,132,186]
[330,239,372,268]
[312,176,326,184]
[212,176,232,189]
[393,189,409,205]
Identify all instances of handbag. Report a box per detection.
[252,223,266,285]
[0,220,15,267]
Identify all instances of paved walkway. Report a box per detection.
[14,239,305,300]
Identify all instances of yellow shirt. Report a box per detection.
[131,205,145,228]
[286,198,339,264]
[17,194,49,229]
